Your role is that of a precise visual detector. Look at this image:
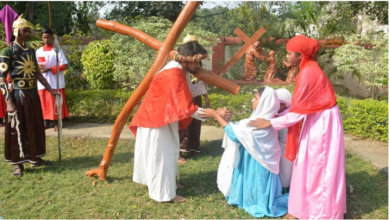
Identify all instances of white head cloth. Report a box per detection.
[276,88,292,116]
[218,87,281,196]
[276,88,292,108]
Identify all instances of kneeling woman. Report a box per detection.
[200,86,288,218]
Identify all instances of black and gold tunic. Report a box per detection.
[0,42,46,164]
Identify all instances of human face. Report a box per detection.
[286,50,301,65]
[42,33,53,45]
[18,27,31,41]
[278,102,287,114]
[185,62,201,74]
[251,92,261,110]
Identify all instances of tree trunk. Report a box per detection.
[24,2,34,23]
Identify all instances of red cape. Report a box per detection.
[285,61,336,161]
[129,67,198,136]
[0,94,6,118]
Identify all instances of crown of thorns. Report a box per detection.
[173,52,207,63]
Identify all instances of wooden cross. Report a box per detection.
[86,2,240,181]
[86,2,201,181]
[217,27,267,77]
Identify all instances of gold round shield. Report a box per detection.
[29,80,34,87]
[18,80,25,87]
[0,62,8,72]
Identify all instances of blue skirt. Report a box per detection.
[226,145,289,218]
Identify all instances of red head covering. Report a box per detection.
[283,35,336,161]
[286,35,320,69]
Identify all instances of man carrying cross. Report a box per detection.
[129,37,229,202]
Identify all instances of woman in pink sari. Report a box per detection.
[248,35,346,219]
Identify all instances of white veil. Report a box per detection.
[217,86,281,196]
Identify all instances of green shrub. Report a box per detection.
[66,90,137,123]
[81,39,116,90]
[206,93,253,126]
[66,90,388,142]
[62,32,89,90]
[339,97,388,142]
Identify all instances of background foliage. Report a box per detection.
[81,39,115,90]
[66,89,388,143]
[61,32,89,91]
[109,16,220,90]
[334,32,388,99]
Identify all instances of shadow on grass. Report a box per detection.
[178,170,220,198]
[23,152,133,174]
[181,139,224,161]
[344,153,388,219]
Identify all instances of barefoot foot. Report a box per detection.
[178,157,186,164]
[177,183,184,189]
[170,195,186,203]
[284,213,297,219]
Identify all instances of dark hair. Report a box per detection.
[42,28,54,35]
[177,41,208,56]
[257,87,266,96]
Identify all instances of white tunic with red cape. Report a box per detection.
[129,61,206,202]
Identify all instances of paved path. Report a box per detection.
[0,122,387,175]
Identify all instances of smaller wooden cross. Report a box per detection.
[217,27,266,77]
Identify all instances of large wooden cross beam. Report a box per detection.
[86,2,202,180]
[217,27,266,77]
[86,1,240,181]
[95,19,240,95]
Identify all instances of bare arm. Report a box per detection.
[199,109,228,128]
[0,77,15,113]
[203,93,210,108]
[35,66,57,97]
[282,59,292,68]
[247,118,272,130]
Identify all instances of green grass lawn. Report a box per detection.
[0,137,388,219]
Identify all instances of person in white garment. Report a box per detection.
[199,86,289,218]
[129,37,229,203]
[178,57,210,164]
[36,28,69,131]
[275,88,294,192]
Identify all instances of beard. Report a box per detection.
[188,68,198,74]
[185,63,198,74]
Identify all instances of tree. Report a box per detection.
[74,1,107,35]
[0,2,108,35]
[193,5,238,37]
[349,1,388,25]
[281,1,356,39]
[334,33,388,98]
[105,1,185,22]
[0,2,76,35]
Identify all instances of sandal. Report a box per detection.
[30,159,53,167]
[13,165,24,177]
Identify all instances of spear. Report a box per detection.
[53,36,62,162]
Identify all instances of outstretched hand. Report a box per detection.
[199,109,217,119]
[216,108,232,122]
[247,118,272,130]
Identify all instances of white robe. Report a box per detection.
[36,47,68,90]
[217,87,281,196]
[132,61,206,202]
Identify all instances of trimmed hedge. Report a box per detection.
[337,97,388,142]
[66,90,137,123]
[66,90,388,142]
